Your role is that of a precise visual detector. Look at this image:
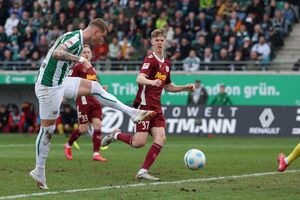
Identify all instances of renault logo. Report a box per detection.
[259,108,274,128]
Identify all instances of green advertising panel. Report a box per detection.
[0,73,299,105]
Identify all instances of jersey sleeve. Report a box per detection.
[165,62,172,85]
[63,34,81,51]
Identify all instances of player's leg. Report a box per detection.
[91,118,107,161]
[136,127,165,181]
[63,77,156,123]
[30,84,63,189]
[278,142,300,172]
[64,123,88,160]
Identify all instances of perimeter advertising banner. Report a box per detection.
[101,106,300,136]
[0,74,299,105]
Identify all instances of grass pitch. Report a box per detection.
[0,134,300,200]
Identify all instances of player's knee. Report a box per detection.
[92,121,101,130]
[43,124,56,134]
[79,126,88,134]
[154,135,166,146]
[132,138,147,148]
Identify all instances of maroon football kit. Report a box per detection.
[69,64,102,124]
[133,53,171,132]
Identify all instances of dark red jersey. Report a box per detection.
[133,53,171,113]
[69,63,101,107]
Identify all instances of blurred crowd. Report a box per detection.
[0,101,77,134]
[0,0,299,71]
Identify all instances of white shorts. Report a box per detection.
[35,77,81,120]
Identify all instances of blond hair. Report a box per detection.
[88,18,108,33]
[151,25,168,39]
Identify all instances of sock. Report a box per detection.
[68,129,81,146]
[117,133,133,146]
[141,143,162,170]
[91,81,138,118]
[35,125,55,168]
[286,143,300,164]
[93,129,101,153]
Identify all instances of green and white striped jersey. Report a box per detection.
[36,30,83,86]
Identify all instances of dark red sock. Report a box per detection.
[142,143,162,170]
[93,129,101,152]
[68,129,81,146]
[117,133,133,146]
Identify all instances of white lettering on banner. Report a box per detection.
[111,83,138,95]
[292,128,300,135]
[218,109,224,117]
[172,107,181,117]
[230,107,238,117]
[249,128,280,134]
[204,107,238,118]
[204,107,212,117]
[167,118,236,134]
[244,83,280,99]
[187,107,199,117]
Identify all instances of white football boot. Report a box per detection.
[135,168,160,181]
[29,167,49,190]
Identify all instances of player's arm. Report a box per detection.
[136,73,162,87]
[52,44,92,68]
[164,82,194,92]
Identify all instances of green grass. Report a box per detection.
[0,134,300,199]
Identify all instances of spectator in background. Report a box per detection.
[4,12,19,36]
[21,102,37,133]
[203,47,214,70]
[211,84,232,105]
[60,104,77,137]
[188,80,208,105]
[0,104,9,133]
[8,105,25,133]
[108,37,121,61]
[179,38,191,60]
[250,35,271,63]
[183,50,200,72]
[192,35,206,60]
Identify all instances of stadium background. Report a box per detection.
[1,0,300,136]
[1,1,300,199]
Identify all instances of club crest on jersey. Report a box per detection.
[166,66,169,72]
[142,63,150,69]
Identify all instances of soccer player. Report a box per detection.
[101,26,195,181]
[30,18,155,190]
[277,143,300,172]
[64,44,107,162]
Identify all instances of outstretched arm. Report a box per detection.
[164,83,194,92]
[52,44,92,68]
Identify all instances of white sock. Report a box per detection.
[91,81,137,118]
[35,125,55,168]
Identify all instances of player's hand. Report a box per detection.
[81,57,92,69]
[103,85,108,91]
[152,79,162,87]
[185,84,195,91]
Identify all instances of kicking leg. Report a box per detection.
[73,78,156,123]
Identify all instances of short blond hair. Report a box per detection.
[88,18,108,33]
[151,25,168,39]
[83,44,91,49]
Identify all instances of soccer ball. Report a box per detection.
[184,149,206,170]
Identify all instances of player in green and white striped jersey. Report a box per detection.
[30,18,156,190]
